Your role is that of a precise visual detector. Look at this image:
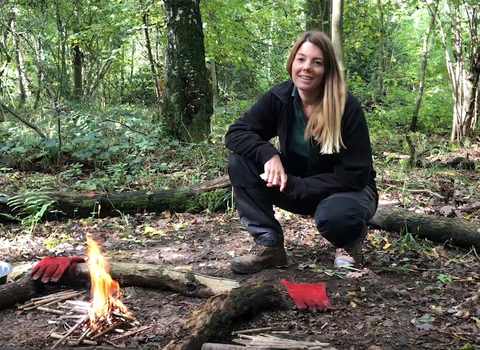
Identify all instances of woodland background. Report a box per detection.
[0,0,479,235]
[1,1,480,349]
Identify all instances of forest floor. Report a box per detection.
[0,145,480,350]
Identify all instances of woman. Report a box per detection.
[225,31,378,274]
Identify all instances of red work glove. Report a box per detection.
[29,256,85,283]
[281,279,332,311]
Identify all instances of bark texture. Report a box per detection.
[164,285,281,350]
[162,0,213,142]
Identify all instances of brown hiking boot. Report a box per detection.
[230,245,287,274]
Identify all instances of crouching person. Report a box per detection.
[224,31,378,274]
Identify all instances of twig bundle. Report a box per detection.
[20,289,149,348]
[232,333,337,350]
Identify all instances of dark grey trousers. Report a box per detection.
[228,153,378,248]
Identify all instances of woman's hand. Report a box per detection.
[260,154,288,191]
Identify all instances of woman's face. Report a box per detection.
[291,41,325,97]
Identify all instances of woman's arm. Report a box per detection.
[225,90,281,165]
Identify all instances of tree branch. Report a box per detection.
[0,102,46,139]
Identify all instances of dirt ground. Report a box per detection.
[1,146,480,350]
[0,206,479,350]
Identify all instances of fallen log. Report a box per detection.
[2,175,480,252]
[0,175,231,221]
[369,204,480,250]
[0,261,240,311]
[73,261,240,298]
[0,274,38,311]
[164,284,282,350]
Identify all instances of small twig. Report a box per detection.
[91,321,124,340]
[22,291,84,310]
[232,326,288,335]
[112,311,135,321]
[472,246,480,263]
[408,189,445,199]
[37,306,65,315]
[60,315,86,320]
[51,314,89,349]
[111,325,152,341]
[50,333,96,345]
[75,327,91,345]
[30,290,76,302]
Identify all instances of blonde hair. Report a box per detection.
[286,31,347,154]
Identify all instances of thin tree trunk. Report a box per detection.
[85,58,113,97]
[306,0,331,36]
[55,0,68,99]
[462,5,479,137]
[140,0,161,103]
[0,35,12,79]
[410,0,439,132]
[375,0,385,98]
[210,58,218,107]
[72,0,83,100]
[331,0,346,79]
[10,14,27,107]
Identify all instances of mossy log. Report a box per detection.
[164,285,281,350]
[2,175,479,250]
[368,204,480,250]
[0,176,231,220]
[0,261,240,311]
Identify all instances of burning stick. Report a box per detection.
[90,321,125,340]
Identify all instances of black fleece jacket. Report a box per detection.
[225,80,376,200]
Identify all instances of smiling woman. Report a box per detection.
[224,30,378,275]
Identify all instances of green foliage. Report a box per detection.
[7,190,56,232]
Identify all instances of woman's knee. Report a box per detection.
[228,153,263,187]
[315,196,366,248]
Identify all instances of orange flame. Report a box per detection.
[87,236,131,328]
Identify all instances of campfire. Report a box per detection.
[87,235,132,330]
[19,236,149,348]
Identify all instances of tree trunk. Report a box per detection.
[375,0,385,99]
[306,0,331,36]
[435,1,479,141]
[164,285,281,350]
[410,0,439,132]
[210,58,218,106]
[141,0,162,103]
[0,261,241,311]
[10,13,27,107]
[72,0,83,100]
[331,0,346,79]
[162,0,213,142]
[55,0,68,98]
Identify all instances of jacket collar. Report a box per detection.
[271,80,295,104]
